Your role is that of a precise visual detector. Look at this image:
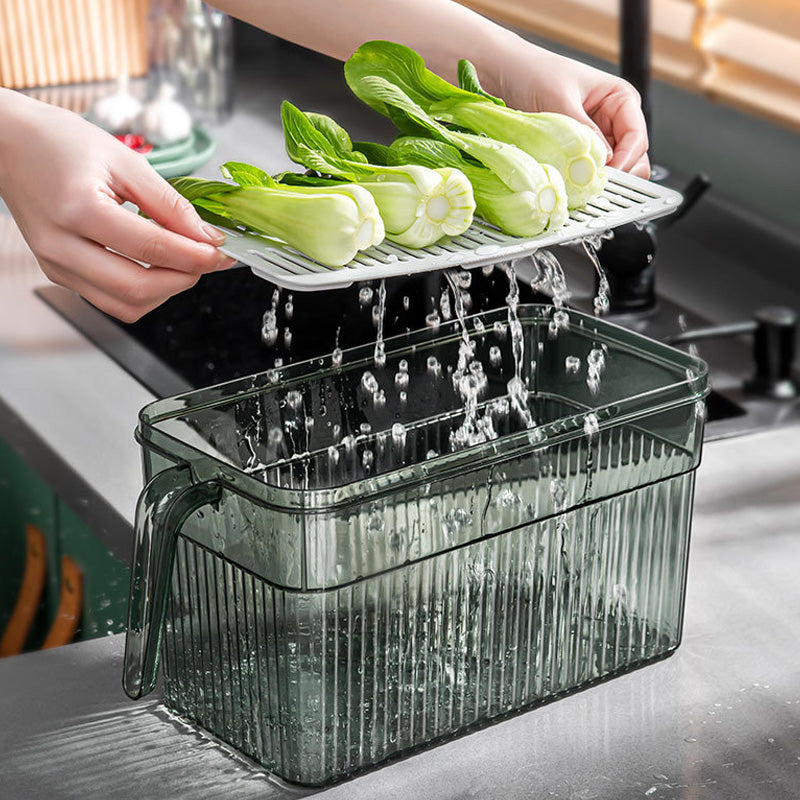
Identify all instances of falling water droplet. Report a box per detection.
[565,355,581,374]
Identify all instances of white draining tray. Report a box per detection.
[216,168,682,291]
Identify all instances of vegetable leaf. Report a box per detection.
[457,59,505,106]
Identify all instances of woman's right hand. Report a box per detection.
[0,89,235,323]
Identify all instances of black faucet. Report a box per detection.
[595,174,711,313]
[621,0,652,141]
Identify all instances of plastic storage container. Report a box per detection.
[124,303,708,785]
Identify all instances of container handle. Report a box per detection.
[123,464,221,700]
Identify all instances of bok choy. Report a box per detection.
[170,171,384,268]
[280,102,475,247]
[385,137,568,237]
[345,41,608,208]
[345,76,568,237]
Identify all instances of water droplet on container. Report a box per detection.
[331,347,343,368]
[482,264,495,276]
[402,295,410,310]
[565,355,581,374]
[493,321,507,339]
[361,371,379,394]
[284,299,294,320]
[489,345,502,367]
[425,311,441,331]
[395,371,409,391]
[427,356,441,378]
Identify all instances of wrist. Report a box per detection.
[470,29,560,107]
[0,88,35,187]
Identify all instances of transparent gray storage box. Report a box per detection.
[123,303,708,785]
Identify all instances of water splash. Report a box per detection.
[261,288,281,346]
[503,262,535,429]
[587,346,606,396]
[359,286,374,307]
[439,287,453,321]
[581,234,612,316]
[373,279,387,368]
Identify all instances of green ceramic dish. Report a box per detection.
[145,131,196,165]
[148,127,216,178]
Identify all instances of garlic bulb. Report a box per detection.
[90,75,143,134]
[140,84,193,146]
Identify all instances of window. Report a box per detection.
[459,0,800,131]
[0,0,149,89]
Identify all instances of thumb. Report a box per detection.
[120,157,226,245]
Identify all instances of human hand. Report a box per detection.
[0,90,235,322]
[495,44,650,178]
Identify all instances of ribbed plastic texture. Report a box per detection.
[161,427,695,785]
[132,305,706,785]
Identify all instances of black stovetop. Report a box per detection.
[39,265,549,398]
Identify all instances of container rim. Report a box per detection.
[136,304,709,508]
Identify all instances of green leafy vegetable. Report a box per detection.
[280,101,475,247]
[343,76,567,237]
[388,137,568,237]
[170,174,384,268]
[345,41,608,208]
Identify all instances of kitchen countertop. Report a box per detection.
[2,36,800,799]
[2,426,800,800]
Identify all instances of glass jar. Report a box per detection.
[147,0,234,125]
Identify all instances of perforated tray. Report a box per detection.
[216,168,682,291]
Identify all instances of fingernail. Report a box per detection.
[201,223,226,245]
[215,254,237,270]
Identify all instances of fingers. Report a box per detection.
[40,235,204,323]
[606,95,649,173]
[78,197,233,274]
[558,101,614,163]
[630,152,651,179]
[115,153,226,246]
[579,114,613,163]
